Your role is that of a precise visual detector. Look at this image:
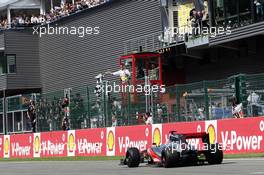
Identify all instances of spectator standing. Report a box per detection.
[18,15,25,26]
[157,104,163,123]
[145,112,153,125]
[27,100,37,132]
[109,64,131,84]
[190,9,198,36]
[25,17,30,25]
[247,92,260,116]
[31,14,39,24]
[107,64,131,121]
[61,95,70,130]
[197,107,205,120]
[231,97,244,118]
[149,63,159,80]
[71,93,84,129]
[254,0,264,21]
[112,113,117,127]
[137,66,145,79]
[136,112,145,125]
[197,11,203,28]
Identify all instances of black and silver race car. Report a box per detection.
[120,131,223,168]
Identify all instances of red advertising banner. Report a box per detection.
[115,125,152,156]
[40,131,67,157]
[0,135,4,158]
[0,117,264,159]
[75,128,106,157]
[10,133,33,158]
[217,117,264,154]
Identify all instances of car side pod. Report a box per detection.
[124,147,141,168]
[205,143,224,164]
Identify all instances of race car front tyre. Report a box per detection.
[126,147,141,168]
[206,143,223,164]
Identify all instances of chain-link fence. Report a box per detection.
[175,78,236,122]
[4,94,39,134]
[1,73,264,133]
[0,98,3,134]
[245,73,264,117]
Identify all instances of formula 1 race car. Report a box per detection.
[120,131,223,168]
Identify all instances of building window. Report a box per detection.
[212,0,254,28]
[173,11,178,28]
[6,55,16,73]
[0,54,5,74]
[172,0,177,6]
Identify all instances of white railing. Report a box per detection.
[123,30,185,55]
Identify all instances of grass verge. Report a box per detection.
[0,153,263,161]
[0,156,123,161]
[224,153,264,159]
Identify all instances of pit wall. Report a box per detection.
[1,117,264,159]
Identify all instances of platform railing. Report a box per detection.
[123,30,186,55]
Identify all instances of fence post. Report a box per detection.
[175,85,181,122]
[203,81,210,120]
[128,90,131,125]
[3,90,7,135]
[86,86,91,128]
[103,84,107,127]
[235,74,247,117]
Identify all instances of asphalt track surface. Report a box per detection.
[0,158,264,175]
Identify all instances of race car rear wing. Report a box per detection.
[180,132,210,144]
[168,131,211,144]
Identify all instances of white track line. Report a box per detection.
[250,172,264,175]
[225,158,264,161]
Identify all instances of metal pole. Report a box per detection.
[86,86,90,128]
[7,6,11,29]
[3,90,6,134]
[104,81,108,127]
[208,0,213,27]
[104,81,106,127]
[145,76,148,113]
[151,88,154,118]
[175,86,181,122]
[128,90,131,125]
[40,0,44,15]
[251,0,255,22]
[21,110,24,132]
[1,98,4,134]
[152,34,155,52]
[222,96,224,118]
[33,93,38,132]
[203,81,209,120]
[51,0,54,10]
[12,112,14,133]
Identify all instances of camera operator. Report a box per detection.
[27,100,37,132]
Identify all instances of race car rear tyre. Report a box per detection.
[162,148,180,168]
[187,150,198,166]
[206,143,223,164]
[126,148,141,168]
